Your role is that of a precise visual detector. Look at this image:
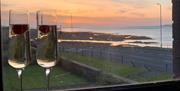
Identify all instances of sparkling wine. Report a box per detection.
[8,24,30,69]
[37,25,57,68]
[8,60,26,69]
[37,59,56,68]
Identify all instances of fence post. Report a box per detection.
[166,64,168,72]
[109,53,111,61]
[91,50,93,57]
[131,60,136,67]
[81,50,83,56]
[75,47,78,54]
[121,56,124,64]
[61,46,64,52]
[99,49,102,58]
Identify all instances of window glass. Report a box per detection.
[1,0,173,91]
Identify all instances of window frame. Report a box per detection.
[0,0,4,90]
[66,80,180,91]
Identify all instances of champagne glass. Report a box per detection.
[36,10,58,91]
[8,10,30,91]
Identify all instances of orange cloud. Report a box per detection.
[2,0,172,27]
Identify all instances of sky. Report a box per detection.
[1,0,172,28]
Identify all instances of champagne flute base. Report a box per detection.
[17,69,23,91]
[45,68,51,91]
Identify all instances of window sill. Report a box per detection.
[57,79,180,91]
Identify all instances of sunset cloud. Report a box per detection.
[1,0,172,27]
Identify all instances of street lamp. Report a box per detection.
[157,3,163,48]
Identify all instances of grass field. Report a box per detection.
[3,52,172,91]
[137,73,172,82]
[61,53,147,77]
[3,64,90,91]
[61,52,172,82]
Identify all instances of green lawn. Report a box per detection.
[61,52,172,82]
[61,53,146,77]
[137,73,172,82]
[3,52,172,91]
[3,64,90,91]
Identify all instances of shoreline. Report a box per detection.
[58,31,164,48]
[58,31,172,48]
[59,31,153,41]
[59,41,172,50]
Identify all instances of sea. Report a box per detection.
[61,26,173,48]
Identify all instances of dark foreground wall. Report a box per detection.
[59,57,137,84]
[173,0,180,78]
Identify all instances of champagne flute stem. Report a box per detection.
[17,69,23,91]
[45,68,51,91]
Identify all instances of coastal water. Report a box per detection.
[62,26,172,48]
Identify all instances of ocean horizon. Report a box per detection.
[62,26,172,48]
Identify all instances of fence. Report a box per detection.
[59,44,173,73]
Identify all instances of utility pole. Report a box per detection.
[157,3,163,48]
